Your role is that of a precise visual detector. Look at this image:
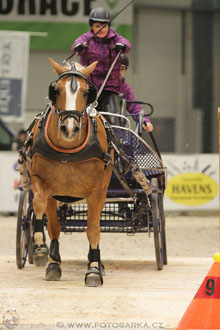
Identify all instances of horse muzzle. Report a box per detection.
[56,109,85,139]
[60,119,80,139]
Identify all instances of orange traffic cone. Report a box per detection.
[176,253,220,329]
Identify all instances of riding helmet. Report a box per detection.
[89,7,111,26]
[120,54,129,68]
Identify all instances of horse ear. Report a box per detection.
[48,57,67,75]
[81,61,98,77]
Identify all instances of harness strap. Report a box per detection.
[109,162,136,199]
[97,114,117,155]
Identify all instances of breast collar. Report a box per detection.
[31,108,108,163]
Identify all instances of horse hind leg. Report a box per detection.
[32,217,49,267]
[32,181,49,267]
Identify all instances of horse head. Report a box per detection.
[48,58,98,140]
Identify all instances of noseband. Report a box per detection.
[55,109,84,125]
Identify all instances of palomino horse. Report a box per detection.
[29,58,112,286]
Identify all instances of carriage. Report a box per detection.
[16,58,167,286]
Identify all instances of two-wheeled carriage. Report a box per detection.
[16,58,167,286]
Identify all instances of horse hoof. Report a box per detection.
[85,273,103,287]
[33,244,49,267]
[85,267,103,287]
[46,263,62,281]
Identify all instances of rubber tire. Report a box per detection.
[16,191,30,269]
[151,178,166,270]
[158,188,168,265]
[28,211,34,264]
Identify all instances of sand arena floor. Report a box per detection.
[0,213,219,329]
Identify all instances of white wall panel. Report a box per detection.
[133,8,196,152]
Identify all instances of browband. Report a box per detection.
[55,70,97,95]
[57,70,90,85]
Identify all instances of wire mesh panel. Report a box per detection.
[112,127,131,145]
[58,201,152,234]
[112,127,165,176]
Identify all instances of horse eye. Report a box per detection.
[83,91,89,98]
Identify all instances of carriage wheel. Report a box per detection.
[16,190,31,269]
[151,177,167,270]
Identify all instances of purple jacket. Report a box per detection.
[120,78,151,123]
[72,29,131,94]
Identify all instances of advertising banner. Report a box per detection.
[0,152,19,213]
[0,0,133,50]
[0,31,29,121]
[0,152,218,213]
[163,154,219,211]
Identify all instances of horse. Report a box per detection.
[28,58,113,286]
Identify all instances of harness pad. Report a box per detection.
[31,115,107,163]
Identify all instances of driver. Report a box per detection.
[71,7,131,125]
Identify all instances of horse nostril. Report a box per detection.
[60,125,67,135]
[60,124,79,137]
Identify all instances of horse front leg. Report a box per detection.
[45,198,62,281]
[85,192,105,287]
[31,178,49,267]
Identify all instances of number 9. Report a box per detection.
[205,279,215,296]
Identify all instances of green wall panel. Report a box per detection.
[0,22,132,51]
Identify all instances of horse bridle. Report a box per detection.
[48,65,98,125]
